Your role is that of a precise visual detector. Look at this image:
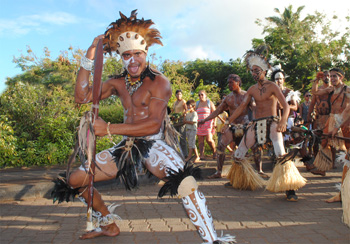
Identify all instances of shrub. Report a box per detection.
[0,83,82,167]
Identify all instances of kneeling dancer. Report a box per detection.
[52,10,235,243]
[222,47,306,200]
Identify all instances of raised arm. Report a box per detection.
[311,79,333,96]
[75,35,116,104]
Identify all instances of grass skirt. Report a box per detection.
[314,146,333,171]
[266,160,307,192]
[342,168,350,227]
[226,159,265,191]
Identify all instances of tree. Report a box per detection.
[254,5,350,92]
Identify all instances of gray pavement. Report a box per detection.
[0,158,349,244]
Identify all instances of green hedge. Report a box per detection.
[0,83,82,167]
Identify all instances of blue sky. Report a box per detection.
[1,0,349,94]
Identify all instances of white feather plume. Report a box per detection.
[286,90,301,103]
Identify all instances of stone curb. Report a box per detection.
[0,167,216,202]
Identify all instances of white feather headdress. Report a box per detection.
[286,90,301,103]
[244,46,271,71]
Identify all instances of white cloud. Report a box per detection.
[152,0,349,61]
[27,12,79,25]
[0,12,79,37]
[182,45,222,60]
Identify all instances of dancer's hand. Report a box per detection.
[86,34,106,59]
[222,124,229,133]
[93,117,108,137]
[277,121,287,132]
[198,119,206,126]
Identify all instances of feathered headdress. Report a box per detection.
[271,64,289,81]
[244,45,271,71]
[103,10,163,55]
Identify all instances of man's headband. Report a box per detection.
[103,10,163,55]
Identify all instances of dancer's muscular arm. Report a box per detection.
[274,85,290,132]
[75,35,111,103]
[311,80,333,96]
[199,99,228,125]
[227,94,252,124]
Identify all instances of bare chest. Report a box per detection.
[226,93,245,109]
[330,90,348,114]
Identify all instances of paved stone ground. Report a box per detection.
[1,160,349,244]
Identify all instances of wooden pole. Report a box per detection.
[86,39,103,231]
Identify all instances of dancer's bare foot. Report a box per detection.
[311,170,326,176]
[325,192,341,203]
[80,223,120,240]
[194,157,201,163]
[305,164,315,171]
[207,172,222,179]
[258,171,269,179]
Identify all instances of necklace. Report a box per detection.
[125,74,142,96]
[123,66,159,96]
[257,82,267,96]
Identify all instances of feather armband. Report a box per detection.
[158,162,202,198]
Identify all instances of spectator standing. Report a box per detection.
[196,90,216,160]
[300,91,312,128]
[172,89,188,158]
[184,100,200,162]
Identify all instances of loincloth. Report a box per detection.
[327,113,346,151]
[314,114,329,130]
[110,130,184,190]
[252,116,280,146]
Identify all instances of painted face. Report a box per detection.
[121,50,147,77]
[227,75,240,92]
[250,65,265,83]
[198,92,207,101]
[274,72,285,88]
[330,70,342,87]
[323,71,330,84]
[176,92,183,100]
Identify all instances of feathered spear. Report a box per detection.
[86,39,104,231]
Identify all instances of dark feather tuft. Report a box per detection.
[51,173,80,204]
[301,155,313,163]
[276,149,299,165]
[158,162,202,198]
[111,139,154,190]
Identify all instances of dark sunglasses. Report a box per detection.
[305,95,311,97]
[198,94,204,96]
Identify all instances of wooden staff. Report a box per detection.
[86,39,104,231]
[322,133,350,141]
